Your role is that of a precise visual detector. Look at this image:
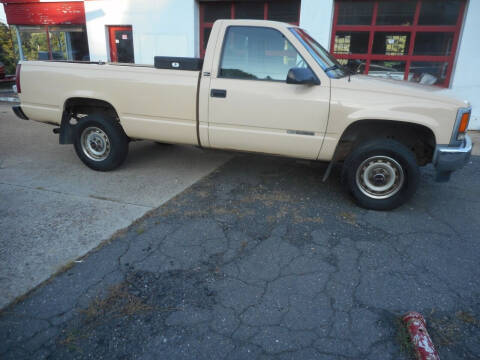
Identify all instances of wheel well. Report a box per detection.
[59,98,120,144]
[335,120,436,166]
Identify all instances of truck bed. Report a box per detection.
[19,60,201,145]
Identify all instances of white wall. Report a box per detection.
[0,5,7,24]
[84,0,198,65]
[299,0,334,48]
[442,0,480,130]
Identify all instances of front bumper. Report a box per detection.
[433,135,472,181]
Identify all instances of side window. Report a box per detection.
[219,26,308,82]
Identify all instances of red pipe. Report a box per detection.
[402,312,440,360]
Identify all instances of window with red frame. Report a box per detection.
[199,0,301,57]
[330,0,466,87]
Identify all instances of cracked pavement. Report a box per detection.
[1,155,479,359]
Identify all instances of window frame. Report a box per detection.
[330,0,467,87]
[199,1,301,58]
[107,25,135,63]
[15,24,89,62]
[217,25,313,83]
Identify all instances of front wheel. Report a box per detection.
[342,139,420,210]
[73,113,129,171]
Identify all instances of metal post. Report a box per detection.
[46,25,52,60]
[65,31,72,60]
[14,25,24,61]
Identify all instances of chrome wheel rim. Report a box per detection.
[80,127,111,161]
[355,156,404,200]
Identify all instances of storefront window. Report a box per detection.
[49,30,68,60]
[331,0,466,87]
[376,1,416,26]
[413,32,454,57]
[334,32,369,54]
[410,61,449,86]
[268,1,301,23]
[49,26,89,61]
[369,61,407,81]
[372,32,410,56]
[17,26,49,61]
[418,0,462,25]
[15,25,89,61]
[204,3,231,23]
[9,26,21,61]
[236,3,264,19]
[337,1,374,25]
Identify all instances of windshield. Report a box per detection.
[290,28,346,79]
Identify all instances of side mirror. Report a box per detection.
[286,67,320,85]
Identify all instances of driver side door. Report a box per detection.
[208,25,330,160]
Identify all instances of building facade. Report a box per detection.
[2,0,479,129]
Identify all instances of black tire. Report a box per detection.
[342,139,420,211]
[73,113,129,171]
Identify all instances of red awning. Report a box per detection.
[3,1,86,25]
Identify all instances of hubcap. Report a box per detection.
[80,127,111,161]
[355,156,404,200]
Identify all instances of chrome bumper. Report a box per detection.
[433,135,472,181]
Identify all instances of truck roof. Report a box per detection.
[213,19,300,29]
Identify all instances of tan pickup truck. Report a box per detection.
[13,20,472,210]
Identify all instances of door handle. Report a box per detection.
[211,89,227,98]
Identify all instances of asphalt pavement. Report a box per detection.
[0,103,231,309]
[1,153,479,359]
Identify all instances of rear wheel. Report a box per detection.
[342,139,420,210]
[73,113,129,171]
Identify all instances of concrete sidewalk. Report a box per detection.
[0,104,231,309]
